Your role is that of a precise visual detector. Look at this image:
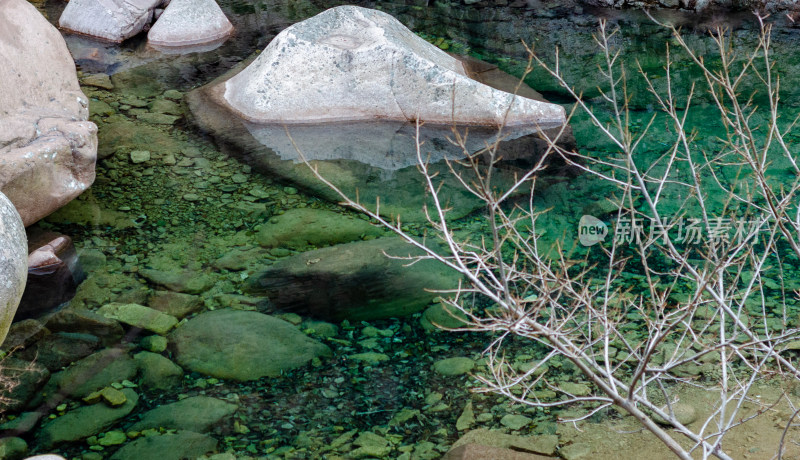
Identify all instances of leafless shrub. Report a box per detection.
[296,13,800,460]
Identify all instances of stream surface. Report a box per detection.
[14,0,800,458]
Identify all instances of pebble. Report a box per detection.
[433,357,475,376]
[500,414,532,430]
[183,193,201,202]
[130,150,150,164]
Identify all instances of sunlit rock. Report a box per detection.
[1,0,97,226]
[58,0,163,43]
[0,191,27,347]
[223,5,566,126]
[147,0,233,50]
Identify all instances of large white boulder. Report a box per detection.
[58,0,163,43]
[0,191,27,346]
[147,0,233,49]
[1,0,97,226]
[223,5,566,127]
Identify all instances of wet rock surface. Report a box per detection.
[0,0,97,226]
[0,191,27,346]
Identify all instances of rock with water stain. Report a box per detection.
[223,6,565,127]
[58,0,163,43]
[147,0,233,49]
[1,0,97,226]
[16,232,85,321]
[0,191,26,346]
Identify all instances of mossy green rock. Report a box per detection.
[256,208,383,249]
[109,431,217,460]
[246,236,461,321]
[42,348,137,400]
[36,388,138,448]
[133,351,183,390]
[421,303,469,332]
[130,396,237,432]
[97,303,178,335]
[0,436,27,459]
[433,357,475,376]
[169,309,331,381]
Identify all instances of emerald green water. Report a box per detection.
[13,1,800,458]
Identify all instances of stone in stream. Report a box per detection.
[147,0,233,49]
[39,348,137,401]
[256,207,384,250]
[1,0,97,226]
[0,191,26,346]
[96,302,178,335]
[35,388,138,448]
[186,8,577,223]
[58,0,163,43]
[245,236,461,321]
[109,431,218,460]
[129,396,237,432]
[16,231,85,321]
[223,6,564,127]
[169,309,331,381]
[0,358,50,413]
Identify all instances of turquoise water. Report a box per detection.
[11,1,800,458]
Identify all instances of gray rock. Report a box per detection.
[433,357,475,376]
[36,388,138,448]
[187,54,575,223]
[246,237,461,321]
[0,191,26,346]
[129,396,237,432]
[256,208,383,250]
[1,0,97,226]
[58,0,162,43]
[96,303,178,335]
[147,0,233,48]
[223,6,565,127]
[109,431,218,460]
[169,309,331,380]
[132,351,183,390]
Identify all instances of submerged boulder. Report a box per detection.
[170,309,331,381]
[223,5,565,127]
[1,0,97,226]
[147,0,233,49]
[245,236,462,321]
[0,191,26,346]
[58,0,163,43]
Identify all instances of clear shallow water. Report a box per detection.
[12,1,800,458]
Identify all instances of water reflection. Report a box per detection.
[244,120,562,172]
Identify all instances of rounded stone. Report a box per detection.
[0,191,27,346]
[432,357,475,376]
[169,309,332,381]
